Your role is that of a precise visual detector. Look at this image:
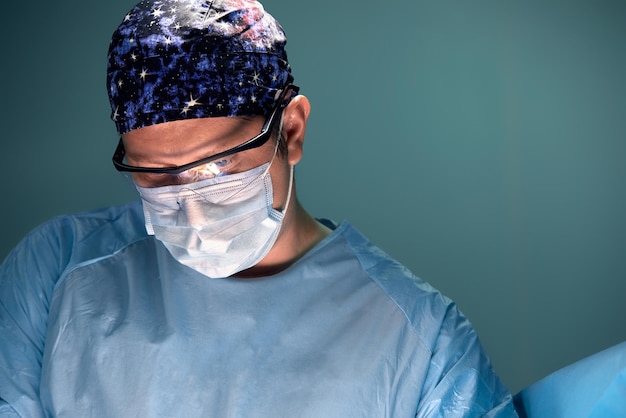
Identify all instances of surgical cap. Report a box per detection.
[107,0,294,134]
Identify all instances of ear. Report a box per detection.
[281,95,311,166]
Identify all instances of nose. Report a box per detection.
[176,197,212,230]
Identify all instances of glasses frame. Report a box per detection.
[112,85,299,175]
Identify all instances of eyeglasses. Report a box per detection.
[112,85,299,186]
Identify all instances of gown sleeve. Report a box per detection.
[0,219,70,418]
[415,303,518,417]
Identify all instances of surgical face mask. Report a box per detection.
[136,151,293,279]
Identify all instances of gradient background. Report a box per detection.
[1,0,624,394]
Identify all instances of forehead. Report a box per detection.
[121,115,264,162]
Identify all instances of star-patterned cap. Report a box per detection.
[107,0,294,134]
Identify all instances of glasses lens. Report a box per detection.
[130,136,280,188]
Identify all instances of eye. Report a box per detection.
[212,158,231,169]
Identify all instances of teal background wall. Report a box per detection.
[2,0,624,394]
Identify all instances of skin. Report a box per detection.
[122,95,331,278]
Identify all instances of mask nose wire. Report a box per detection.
[176,110,286,206]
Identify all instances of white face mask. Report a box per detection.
[136,160,293,278]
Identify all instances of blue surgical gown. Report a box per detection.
[0,201,517,417]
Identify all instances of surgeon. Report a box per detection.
[0,0,518,416]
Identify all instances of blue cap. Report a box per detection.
[107,0,294,134]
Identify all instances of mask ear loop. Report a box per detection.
[272,109,294,215]
[280,163,295,216]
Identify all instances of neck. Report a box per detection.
[234,200,331,279]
